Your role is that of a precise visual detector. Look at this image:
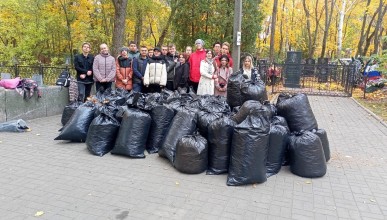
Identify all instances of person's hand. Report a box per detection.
[86,71,92,76]
[212,74,218,79]
[141,77,144,81]
[122,79,128,84]
[101,79,107,83]
[80,74,86,79]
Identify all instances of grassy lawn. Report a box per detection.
[352,87,387,122]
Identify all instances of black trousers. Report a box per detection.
[77,83,93,102]
[95,81,112,93]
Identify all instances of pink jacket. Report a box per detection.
[93,53,116,82]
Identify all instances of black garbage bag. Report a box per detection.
[227,72,245,108]
[188,98,202,109]
[271,116,289,130]
[207,117,236,175]
[146,105,175,154]
[111,108,151,158]
[227,115,270,186]
[0,119,29,132]
[197,111,223,138]
[289,131,327,178]
[263,101,277,119]
[240,80,268,103]
[61,101,83,126]
[159,109,197,164]
[55,102,96,142]
[138,92,163,111]
[115,105,128,123]
[313,129,330,162]
[276,93,318,132]
[105,88,127,106]
[266,124,289,177]
[86,110,120,156]
[126,91,143,107]
[232,100,271,124]
[200,95,230,113]
[174,133,208,174]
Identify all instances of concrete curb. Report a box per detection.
[350,97,387,128]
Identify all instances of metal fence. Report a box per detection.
[256,63,358,97]
[0,64,76,85]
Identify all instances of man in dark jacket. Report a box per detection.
[128,41,140,59]
[74,42,94,102]
[132,46,149,92]
[165,43,178,90]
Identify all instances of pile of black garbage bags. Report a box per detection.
[55,75,330,186]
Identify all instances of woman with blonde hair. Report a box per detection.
[240,55,259,82]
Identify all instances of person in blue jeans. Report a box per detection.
[132,46,149,92]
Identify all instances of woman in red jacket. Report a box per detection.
[115,47,133,91]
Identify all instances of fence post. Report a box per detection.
[14,64,19,77]
[39,62,44,80]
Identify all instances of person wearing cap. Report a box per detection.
[188,39,207,93]
[93,43,116,92]
[74,42,94,102]
[143,47,167,93]
[115,46,133,91]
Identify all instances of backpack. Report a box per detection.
[16,78,42,99]
[56,71,71,87]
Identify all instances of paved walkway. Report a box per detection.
[0,96,387,220]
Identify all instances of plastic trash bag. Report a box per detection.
[55,102,96,142]
[266,124,289,177]
[232,100,271,124]
[271,116,289,130]
[227,115,270,186]
[240,80,268,103]
[289,131,327,178]
[86,110,120,156]
[111,108,151,158]
[146,105,175,154]
[174,133,208,174]
[227,72,245,108]
[0,119,29,132]
[313,129,330,162]
[159,109,197,164]
[207,117,236,175]
[276,93,318,132]
[61,101,83,126]
[197,111,223,138]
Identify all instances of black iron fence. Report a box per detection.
[256,63,358,97]
[0,64,76,85]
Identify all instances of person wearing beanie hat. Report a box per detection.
[115,46,133,91]
[188,39,207,93]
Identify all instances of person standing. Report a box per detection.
[74,42,94,102]
[215,42,233,68]
[148,48,154,58]
[213,42,221,56]
[132,46,149,92]
[188,39,207,93]
[241,55,260,82]
[128,41,140,59]
[93,43,116,92]
[143,47,167,93]
[185,46,193,57]
[197,50,217,96]
[214,54,233,97]
[173,53,190,91]
[115,47,133,91]
[165,43,178,90]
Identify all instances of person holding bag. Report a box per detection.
[214,54,232,97]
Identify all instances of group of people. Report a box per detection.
[74,39,260,102]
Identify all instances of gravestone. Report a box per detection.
[303,58,315,76]
[1,73,11,79]
[318,58,329,83]
[32,74,43,86]
[284,51,302,88]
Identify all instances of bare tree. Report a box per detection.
[111,0,128,57]
[356,0,371,57]
[302,0,313,58]
[373,0,387,54]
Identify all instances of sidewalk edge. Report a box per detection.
[350,97,387,129]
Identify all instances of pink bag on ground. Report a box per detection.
[0,77,21,89]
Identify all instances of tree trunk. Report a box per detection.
[157,0,179,47]
[336,0,346,58]
[373,2,387,54]
[356,0,371,57]
[111,0,128,57]
[59,0,74,64]
[134,10,143,46]
[320,0,335,58]
[302,0,312,58]
[361,10,378,56]
[364,29,376,55]
[278,0,286,59]
[269,0,278,63]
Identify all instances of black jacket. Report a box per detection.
[173,62,190,89]
[74,53,94,83]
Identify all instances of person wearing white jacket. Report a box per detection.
[143,47,167,93]
[197,50,217,95]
